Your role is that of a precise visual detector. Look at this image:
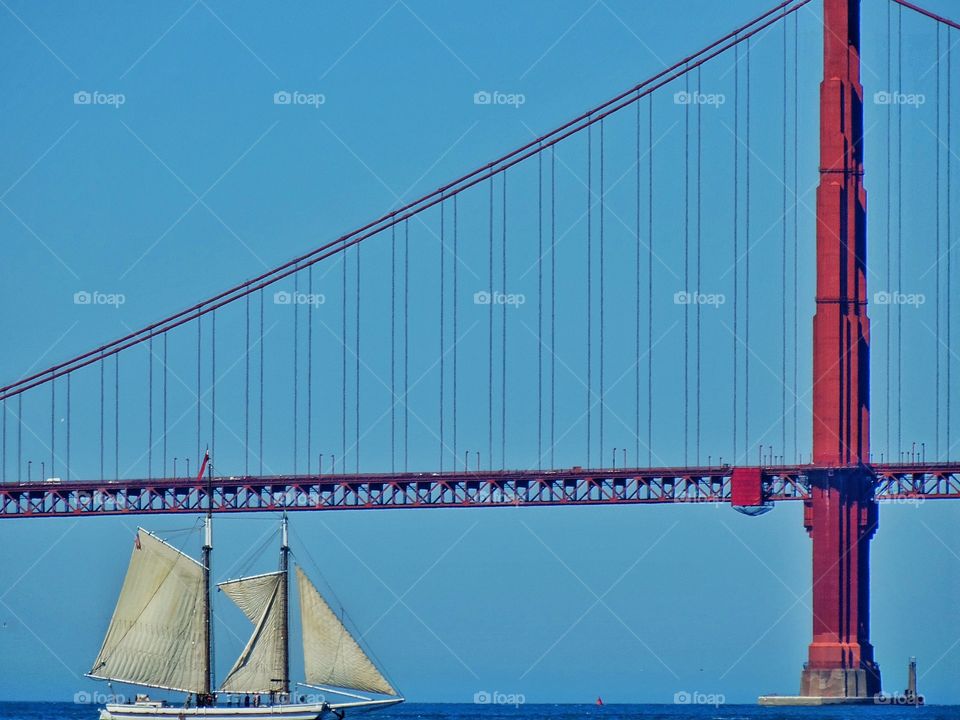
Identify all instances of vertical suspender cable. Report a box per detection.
[684,71,690,464]
[404,220,410,472]
[538,149,544,470]
[163,334,168,477]
[782,18,788,459]
[636,94,641,467]
[341,243,347,472]
[115,355,119,480]
[294,270,299,473]
[17,395,22,482]
[733,41,740,461]
[501,171,507,469]
[440,200,445,472]
[648,97,654,465]
[488,178,494,468]
[149,337,153,478]
[211,310,216,465]
[885,1,892,456]
[50,374,54,478]
[948,32,953,454]
[696,67,702,465]
[793,10,799,461]
[551,147,557,469]
[600,119,606,466]
[356,237,361,473]
[745,38,752,459]
[391,224,397,473]
[66,374,70,480]
[308,265,313,474]
[259,289,264,475]
[587,120,593,467]
[2,398,5,483]
[897,4,903,456]
[936,25,941,459]
[245,293,250,475]
[100,354,104,479]
[197,310,202,464]
[453,194,459,468]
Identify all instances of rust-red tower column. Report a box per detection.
[801,0,880,699]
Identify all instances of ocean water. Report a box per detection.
[0,703,957,720]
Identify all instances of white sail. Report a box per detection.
[218,571,286,693]
[89,529,208,693]
[296,566,396,696]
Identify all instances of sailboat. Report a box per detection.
[87,505,402,720]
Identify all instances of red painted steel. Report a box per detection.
[803,0,880,699]
[731,467,764,507]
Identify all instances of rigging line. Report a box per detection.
[488,177,494,469]
[391,223,396,474]
[259,289,264,476]
[453,194,458,468]
[245,292,250,476]
[404,220,410,472]
[4,5,820,405]
[4,3,818,403]
[551,146,557,470]
[538,148,543,471]
[587,118,593,468]
[148,336,153,479]
[647,95,654,466]
[501,170,507,470]
[733,39,740,462]
[294,269,299,474]
[308,264,313,474]
[684,70,690,465]
[440,199,445,472]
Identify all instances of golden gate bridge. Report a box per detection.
[2,0,960,704]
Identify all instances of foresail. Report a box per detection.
[297,566,396,696]
[218,571,285,693]
[89,530,207,693]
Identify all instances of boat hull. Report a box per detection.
[101,699,403,720]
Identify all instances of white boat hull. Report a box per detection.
[100,698,403,720]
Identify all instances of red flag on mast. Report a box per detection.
[196,450,210,483]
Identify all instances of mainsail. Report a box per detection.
[218,572,286,693]
[296,566,396,696]
[88,530,208,693]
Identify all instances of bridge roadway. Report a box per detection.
[1,463,959,518]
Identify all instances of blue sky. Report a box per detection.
[0,0,959,706]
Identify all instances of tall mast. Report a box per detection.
[280,513,290,696]
[201,450,214,698]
